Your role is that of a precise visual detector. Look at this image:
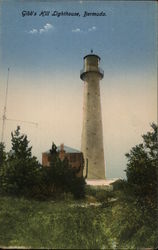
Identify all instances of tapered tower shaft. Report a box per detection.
[80,54,105,179]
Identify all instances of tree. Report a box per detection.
[9,126,32,160]
[108,124,158,249]
[41,142,86,199]
[0,142,6,167]
[125,123,158,209]
[0,126,41,195]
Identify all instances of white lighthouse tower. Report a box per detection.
[80,52,106,180]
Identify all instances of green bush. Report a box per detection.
[41,145,86,199]
[0,142,6,167]
[0,127,41,196]
[110,200,158,249]
[0,129,86,200]
[112,179,127,191]
[125,123,158,210]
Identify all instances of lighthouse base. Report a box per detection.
[86,178,119,190]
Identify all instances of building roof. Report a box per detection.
[57,145,81,153]
[43,145,81,154]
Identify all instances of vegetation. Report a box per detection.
[0,195,112,249]
[125,123,158,210]
[111,123,158,249]
[110,192,158,249]
[0,126,85,199]
[0,126,41,196]
[0,142,6,166]
[39,143,85,199]
[0,123,157,249]
[0,187,157,249]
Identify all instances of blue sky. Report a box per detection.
[1,0,157,75]
[0,1,157,178]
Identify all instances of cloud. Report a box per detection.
[44,23,53,30]
[72,26,97,34]
[28,28,38,34]
[40,23,53,33]
[28,23,54,35]
[72,28,81,33]
[88,26,96,32]
[39,28,45,34]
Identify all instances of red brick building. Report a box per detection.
[42,144,84,177]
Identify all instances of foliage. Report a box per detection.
[85,186,114,208]
[0,142,6,167]
[109,123,158,249]
[41,143,86,199]
[0,127,41,196]
[9,126,32,160]
[112,179,127,191]
[125,123,158,210]
[110,197,158,249]
[0,196,111,249]
[0,124,158,248]
[0,192,157,249]
[70,175,86,199]
[0,130,85,199]
[96,189,114,207]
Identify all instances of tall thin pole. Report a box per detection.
[1,68,10,143]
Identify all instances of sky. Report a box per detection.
[0,0,157,178]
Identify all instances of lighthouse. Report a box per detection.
[80,53,105,180]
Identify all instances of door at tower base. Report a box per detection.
[80,54,106,180]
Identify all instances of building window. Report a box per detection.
[70,154,76,162]
[76,153,80,161]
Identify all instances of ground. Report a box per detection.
[0,186,157,249]
[0,195,112,249]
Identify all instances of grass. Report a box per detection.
[0,188,157,249]
[0,195,112,249]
